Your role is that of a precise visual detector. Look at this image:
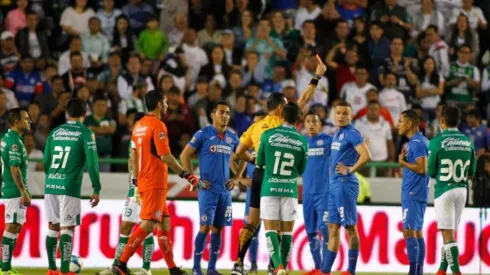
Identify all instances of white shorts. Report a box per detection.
[260,196,298,221]
[4,197,26,224]
[434,188,467,230]
[45,194,81,227]
[121,197,141,223]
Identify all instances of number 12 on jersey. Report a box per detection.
[273,151,295,176]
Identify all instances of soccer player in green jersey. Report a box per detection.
[96,111,155,275]
[0,108,31,275]
[256,102,308,275]
[43,99,102,275]
[428,105,477,275]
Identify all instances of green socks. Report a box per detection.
[1,231,16,271]
[113,234,130,266]
[46,230,59,271]
[439,245,448,271]
[60,230,74,273]
[280,233,293,268]
[265,230,283,269]
[444,241,460,273]
[142,233,154,270]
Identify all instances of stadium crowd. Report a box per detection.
[0,0,489,176]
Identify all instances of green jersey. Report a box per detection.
[127,140,135,197]
[428,128,477,199]
[257,125,308,198]
[446,62,480,104]
[1,129,28,199]
[43,121,101,198]
[84,115,116,155]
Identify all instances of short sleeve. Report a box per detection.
[347,130,363,148]
[7,141,22,167]
[474,67,481,81]
[385,123,393,141]
[153,122,171,156]
[60,8,73,27]
[188,130,204,151]
[411,140,428,160]
[239,124,254,148]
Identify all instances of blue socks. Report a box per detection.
[321,249,337,273]
[249,227,259,265]
[406,237,420,275]
[320,227,329,267]
[193,231,207,270]
[307,233,322,269]
[347,249,359,275]
[417,238,425,275]
[208,233,221,270]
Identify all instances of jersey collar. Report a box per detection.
[67,120,82,126]
[445,128,460,132]
[408,131,422,142]
[211,125,227,140]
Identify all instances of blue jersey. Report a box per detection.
[5,67,43,103]
[402,132,429,202]
[188,125,239,194]
[329,124,363,184]
[462,124,488,151]
[303,133,332,195]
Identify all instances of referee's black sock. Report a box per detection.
[235,223,257,265]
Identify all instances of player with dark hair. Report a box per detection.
[397,109,430,275]
[322,100,371,275]
[180,100,247,275]
[1,108,31,275]
[430,105,476,275]
[43,99,101,275]
[113,90,197,275]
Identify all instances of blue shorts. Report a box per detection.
[303,193,328,233]
[401,199,427,231]
[327,183,359,227]
[198,190,233,227]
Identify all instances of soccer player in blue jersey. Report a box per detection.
[180,101,248,275]
[397,110,429,275]
[321,101,371,275]
[302,111,332,275]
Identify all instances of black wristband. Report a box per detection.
[314,74,322,80]
[310,78,319,86]
[179,170,190,179]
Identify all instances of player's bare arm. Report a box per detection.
[399,149,428,175]
[336,142,372,175]
[161,153,200,189]
[297,54,328,111]
[235,142,255,162]
[10,166,30,206]
[228,153,248,189]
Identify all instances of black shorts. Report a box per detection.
[249,167,264,208]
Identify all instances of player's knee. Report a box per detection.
[4,223,18,234]
[441,229,455,243]
[199,225,211,234]
[402,228,416,239]
[48,222,60,232]
[328,223,340,235]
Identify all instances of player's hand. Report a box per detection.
[239,178,252,187]
[315,54,327,76]
[90,193,100,208]
[134,187,141,205]
[335,163,352,176]
[225,178,237,190]
[21,191,31,207]
[398,148,407,164]
[190,179,211,191]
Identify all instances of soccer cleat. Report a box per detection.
[267,263,274,275]
[192,269,204,275]
[435,271,446,275]
[276,269,286,275]
[206,270,224,275]
[111,262,131,275]
[231,263,247,275]
[248,263,258,274]
[340,272,354,275]
[132,268,152,275]
[46,270,60,275]
[302,270,321,275]
[169,267,187,275]
[95,267,113,275]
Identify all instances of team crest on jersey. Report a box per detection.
[339,133,344,140]
[317,139,324,146]
[158,132,165,139]
[11,144,17,151]
[191,137,196,143]
[155,210,161,219]
[210,145,217,152]
[201,215,208,222]
[226,137,232,144]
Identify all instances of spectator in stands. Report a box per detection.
[241,51,266,87]
[198,14,222,48]
[231,10,255,50]
[96,0,121,43]
[295,0,321,30]
[84,96,116,172]
[355,100,395,164]
[449,0,487,31]
[370,0,412,40]
[24,132,43,172]
[245,81,263,106]
[60,0,96,36]
[367,21,391,76]
[445,44,480,107]
[426,25,450,77]
[297,20,325,60]
[62,51,87,93]
[462,109,488,157]
[297,51,329,107]
[327,46,359,94]
[58,36,90,75]
[282,80,297,103]
[122,0,155,35]
[336,0,366,27]
[157,47,188,93]
[118,79,146,124]
[0,31,19,77]
[182,28,208,90]
[0,74,18,110]
[35,75,63,115]
[193,80,223,126]
[426,102,444,138]
[158,74,175,93]
[167,12,187,49]
[350,16,369,61]
[15,11,50,62]
[314,2,341,44]
[199,45,231,89]
[446,14,479,63]
[379,38,411,100]
[82,17,110,67]
[42,64,58,87]
[340,65,377,115]
[117,54,154,100]
[164,86,196,155]
[27,101,40,129]
[137,16,168,61]
[188,76,208,109]
[271,11,300,63]
[410,0,445,38]
[112,15,136,64]
[75,85,92,116]
[233,95,253,136]
[50,91,71,129]
[5,54,42,107]
[5,0,28,36]
[378,72,407,123]
[98,50,123,93]
[0,91,8,136]
[33,113,49,149]
[221,29,243,69]
[411,103,427,133]
[261,63,290,99]
[224,70,244,109]
[325,19,351,56]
